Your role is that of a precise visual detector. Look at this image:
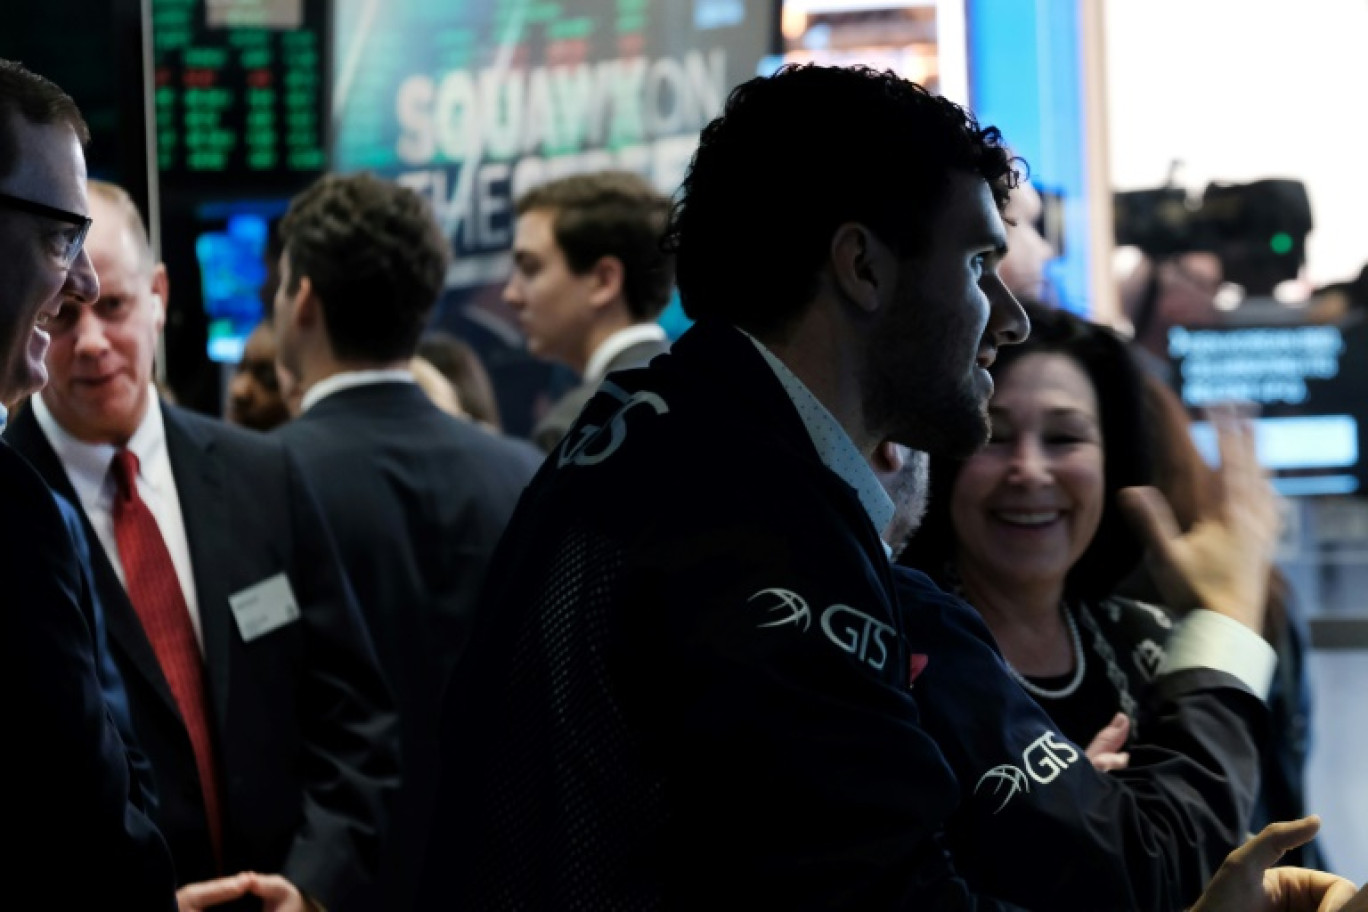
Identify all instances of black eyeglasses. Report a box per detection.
[0,190,92,268]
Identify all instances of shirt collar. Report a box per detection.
[32,386,167,493]
[742,332,895,554]
[300,368,416,414]
[584,323,667,385]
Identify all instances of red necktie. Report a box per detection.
[110,448,224,869]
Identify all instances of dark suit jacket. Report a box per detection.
[6,403,401,908]
[275,381,534,910]
[532,335,671,452]
[426,321,1263,911]
[0,440,176,909]
[53,490,158,809]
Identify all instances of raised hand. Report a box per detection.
[1119,406,1280,634]
[1190,816,1366,912]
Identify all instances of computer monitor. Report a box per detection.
[1167,321,1368,496]
[194,210,274,364]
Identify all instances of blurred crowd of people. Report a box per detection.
[2,54,1363,912]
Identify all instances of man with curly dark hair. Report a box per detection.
[420,60,1351,912]
[421,63,1031,909]
[272,171,537,911]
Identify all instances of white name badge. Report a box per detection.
[228,573,301,643]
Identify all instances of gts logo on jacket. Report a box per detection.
[558,381,669,468]
[750,587,895,672]
[974,730,1080,814]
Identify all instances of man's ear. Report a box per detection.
[150,263,170,331]
[290,276,321,330]
[830,223,896,314]
[587,255,626,310]
[871,440,907,476]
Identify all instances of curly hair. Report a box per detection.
[663,64,1019,335]
[515,171,674,322]
[279,172,450,362]
[899,301,1154,602]
[0,59,90,180]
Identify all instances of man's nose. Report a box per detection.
[228,371,252,403]
[987,277,1029,347]
[503,277,524,307]
[71,306,111,357]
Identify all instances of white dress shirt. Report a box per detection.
[584,323,669,386]
[745,332,896,557]
[299,368,416,414]
[32,389,206,653]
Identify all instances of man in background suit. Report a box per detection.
[0,58,175,907]
[5,178,400,911]
[272,172,535,910]
[504,171,675,451]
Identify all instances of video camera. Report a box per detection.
[1113,178,1313,296]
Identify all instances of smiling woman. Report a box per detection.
[899,301,1165,746]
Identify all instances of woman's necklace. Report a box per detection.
[942,566,1088,702]
[1003,602,1087,701]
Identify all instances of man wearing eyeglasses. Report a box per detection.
[0,58,176,907]
[5,172,402,911]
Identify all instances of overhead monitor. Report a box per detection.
[1168,321,1368,496]
[192,205,284,364]
[151,0,327,184]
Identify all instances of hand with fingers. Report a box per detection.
[176,874,251,911]
[1119,405,1281,635]
[177,872,317,911]
[1190,816,1368,912]
[1085,711,1131,772]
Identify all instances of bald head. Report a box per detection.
[39,178,167,445]
[87,180,154,276]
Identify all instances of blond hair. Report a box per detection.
[88,179,155,273]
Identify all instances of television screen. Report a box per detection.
[1167,321,1368,496]
[194,212,271,363]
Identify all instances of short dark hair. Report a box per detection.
[0,59,90,180]
[279,172,450,362]
[664,64,1018,335]
[899,302,1153,602]
[515,171,674,322]
[417,331,502,430]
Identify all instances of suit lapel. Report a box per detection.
[3,403,180,716]
[161,406,234,727]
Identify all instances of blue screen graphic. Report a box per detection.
[195,214,269,363]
